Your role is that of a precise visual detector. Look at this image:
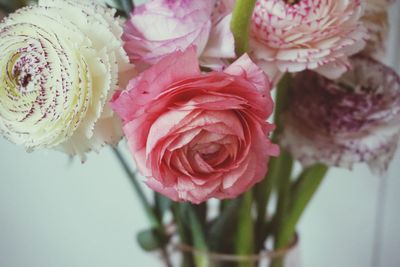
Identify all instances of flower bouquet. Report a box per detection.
[0,0,399,267]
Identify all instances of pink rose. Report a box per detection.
[111,47,279,203]
[123,0,235,70]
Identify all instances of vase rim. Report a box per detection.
[171,233,299,262]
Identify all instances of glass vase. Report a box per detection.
[159,235,301,267]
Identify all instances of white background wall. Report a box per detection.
[0,1,399,267]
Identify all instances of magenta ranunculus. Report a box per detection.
[110,47,279,203]
[280,56,400,174]
[123,0,235,70]
[250,0,367,82]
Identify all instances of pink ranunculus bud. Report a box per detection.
[123,0,235,71]
[250,0,367,82]
[281,56,400,174]
[111,47,279,204]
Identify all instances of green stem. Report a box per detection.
[235,192,255,267]
[276,164,328,248]
[272,74,293,132]
[188,207,209,267]
[219,199,229,213]
[113,148,172,267]
[268,151,294,267]
[254,74,292,247]
[172,203,194,267]
[231,0,257,56]
[271,150,293,267]
[193,202,207,232]
[269,164,328,267]
[173,203,209,267]
[272,150,294,249]
[209,198,243,252]
[112,148,159,228]
[230,3,258,266]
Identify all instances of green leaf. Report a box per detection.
[137,228,166,252]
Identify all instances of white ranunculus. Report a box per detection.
[0,0,133,159]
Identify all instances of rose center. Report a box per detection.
[197,143,222,159]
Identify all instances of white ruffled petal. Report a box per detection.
[0,0,134,158]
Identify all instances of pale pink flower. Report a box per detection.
[280,56,400,174]
[111,47,279,203]
[123,0,235,70]
[250,0,367,81]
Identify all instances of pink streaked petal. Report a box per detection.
[178,94,247,111]
[222,156,251,189]
[130,148,150,177]
[187,179,221,204]
[193,131,226,145]
[146,109,194,156]
[123,117,150,152]
[110,47,200,121]
[189,152,215,173]
[146,178,180,202]
[170,150,193,176]
[223,152,260,197]
[166,128,203,151]
[224,53,272,96]
[182,110,245,140]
